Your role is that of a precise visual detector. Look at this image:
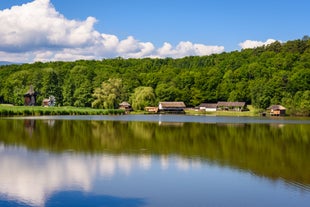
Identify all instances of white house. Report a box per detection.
[198,103,218,112]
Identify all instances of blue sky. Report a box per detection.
[0,0,309,62]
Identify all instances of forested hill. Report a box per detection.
[0,38,310,115]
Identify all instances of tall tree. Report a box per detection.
[92,78,124,109]
[130,86,156,110]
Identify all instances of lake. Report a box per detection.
[0,115,309,207]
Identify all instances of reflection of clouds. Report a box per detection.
[192,160,202,169]
[160,156,202,171]
[176,158,190,171]
[0,146,201,207]
[117,155,133,175]
[161,156,169,170]
[99,156,116,178]
[138,155,151,170]
[0,151,93,206]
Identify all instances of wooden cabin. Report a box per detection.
[267,105,286,116]
[158,102,186,113]
[145,107,159,113]
[119,101,132,112]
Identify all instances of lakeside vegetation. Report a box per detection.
[0,105,124,116]
[0,37,309,116]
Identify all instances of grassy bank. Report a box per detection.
[0,105,125,116]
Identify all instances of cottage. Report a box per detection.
[198,103,218,112]
[217,102,246,111]
[267,105,286,116]
[24,85,37,106]
[119,101,132,112]
[158,102,186,113]
[42,96,56,107]
[145,107,159,113]
[42,99,50,107]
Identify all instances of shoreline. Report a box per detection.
[1,105,309,118]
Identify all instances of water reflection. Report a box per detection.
[0,116,310,207]
[0,146,204,207]
[24,119,35,137]
[1,118,310,186]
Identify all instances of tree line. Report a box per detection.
[0,37,309,115]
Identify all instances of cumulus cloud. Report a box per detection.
[0,0,224,62]
[157,41,224,58]
[239,39,277,49]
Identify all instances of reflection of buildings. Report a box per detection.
[24,119,36,137]
[43,119,55,127]
[0,146,198,207]
[158,122,184,127]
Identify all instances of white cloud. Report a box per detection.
[239,39,277,49]
[0,0,224,62]
[157,41,225,58]
[0,0,99,51]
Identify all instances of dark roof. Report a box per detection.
[267,105,286,110]
[24,85,36,96]
[217,102,246,107]
[199,103,218,108]
[159,102,186,108]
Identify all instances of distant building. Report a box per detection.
[217,102,246,111]
[42,96,56,107]
[267,105,286,116]
[198,103,218,112]
[158,102,186,113]
[145,107,159,113]
[24,85,37,106]
[119,101,132,112]
[42,99,50,107]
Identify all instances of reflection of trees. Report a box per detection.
[0,119,310,186]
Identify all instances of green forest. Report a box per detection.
[0,37,310,115]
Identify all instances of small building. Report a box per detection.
[267,105,286,116]
[198,103,218,112]
[42,99,50,107]
[145,106,159,113]
[42,96,56,107]
[217,102,246,111]
[158,102,186,113]
[24,85,37,106]
[119,101,132,112]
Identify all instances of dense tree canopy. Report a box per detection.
[0,38,309,115]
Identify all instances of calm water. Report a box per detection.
[0,115,309,207]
